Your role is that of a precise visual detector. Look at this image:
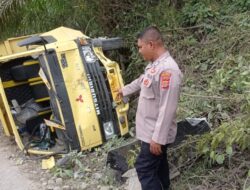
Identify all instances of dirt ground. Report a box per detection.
[0,129,43,190]
[0,129,81,190]
[0,126,127,190]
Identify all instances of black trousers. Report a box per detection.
[135,141,170,190]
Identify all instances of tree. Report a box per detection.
[0,0,25,22]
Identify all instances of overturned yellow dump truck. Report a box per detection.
[0,27,129,155]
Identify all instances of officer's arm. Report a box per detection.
[152,70,181,145]
[121,74,144,96]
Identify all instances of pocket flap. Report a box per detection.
[141,78,155,99]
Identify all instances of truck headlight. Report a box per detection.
[103,121,114,139]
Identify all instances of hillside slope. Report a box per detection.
[0,0,249,189]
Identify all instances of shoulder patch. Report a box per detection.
[161,72,171,89]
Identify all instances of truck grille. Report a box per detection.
[79,44,119,140]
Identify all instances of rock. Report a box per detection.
[46,186,54,190]
[10,154,15,159]
[99,186,110,190]
[122,168,137,178]
[55,178,63,185]
[45,169,50,173]
[48,179,54,185]
[56,156,71,168]
[80,182,88,189]
[93,172,102,180]
[22,169,28,173]
[89,180,97,185]
[122,169,141,190]
[71,185,79,190]
[52,176,57,180]
[126,176,141,190]
[15,158,24,165]
[62,185,71,190]
[42,182,47,186]
[53,187,61,190]
[40,178,47,182]
[62,186,70,190]
[74,171,84,179]
[31,170,38,174]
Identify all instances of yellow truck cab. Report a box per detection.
[0,27,129,155]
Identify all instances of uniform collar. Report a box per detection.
[153,51,170,66]
[145,51,170,70]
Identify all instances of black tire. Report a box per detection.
[92,37,124,51]
[10,63,40,81]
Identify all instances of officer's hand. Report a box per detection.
[150,140,162,156]
[115,89,123,100]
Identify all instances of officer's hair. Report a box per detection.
[137,26,164,45]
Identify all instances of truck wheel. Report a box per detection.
[92,38,124,51]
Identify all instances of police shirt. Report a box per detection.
[122,51,183,145]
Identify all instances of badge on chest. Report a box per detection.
[143,77,152,87]
[149,67,158,75]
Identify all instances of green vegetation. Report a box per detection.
[1,0,249,189]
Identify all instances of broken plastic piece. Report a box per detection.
[42,156,55,169]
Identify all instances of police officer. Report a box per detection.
[118,26,182,190]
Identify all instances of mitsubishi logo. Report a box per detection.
[76,95,84,103]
